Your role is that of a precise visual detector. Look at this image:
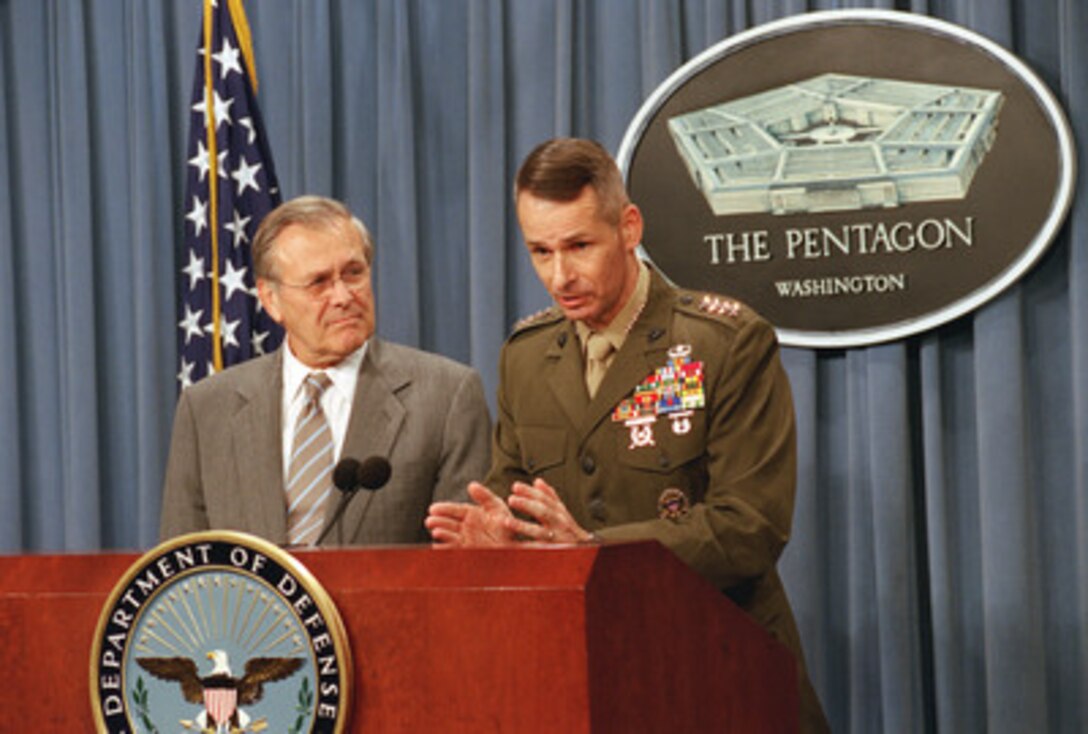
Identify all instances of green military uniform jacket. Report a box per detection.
[486,267,828,732]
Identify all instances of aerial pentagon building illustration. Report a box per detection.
[667,74,1004,215]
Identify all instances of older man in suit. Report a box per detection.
[161,195,491,546]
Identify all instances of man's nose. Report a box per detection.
[328,276,354,303]
[550,253,572,290]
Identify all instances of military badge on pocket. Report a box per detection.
[613,344,705,449]
[658,487,691,519]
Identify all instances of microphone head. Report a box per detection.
[332,458,364,493]
[356,456,392,491]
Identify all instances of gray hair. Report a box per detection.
[252,195,374,280]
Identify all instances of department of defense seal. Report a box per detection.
[90,531,352,733]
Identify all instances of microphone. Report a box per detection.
[315,456,392,546]
[353,455,393,491]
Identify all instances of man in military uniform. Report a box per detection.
[426,138,828,732]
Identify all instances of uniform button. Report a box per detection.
[526,458,536,472]
[648,328,664,342]
[588,497,607,522]
[581,454,596,475]
[658,453,670,468]
[557,332,568,347]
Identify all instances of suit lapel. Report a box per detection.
[342,338,407,461]
[231,352,288,542]
[316,338,405,535]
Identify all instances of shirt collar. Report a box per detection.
[575,259,650,354]
[283,340,368,402]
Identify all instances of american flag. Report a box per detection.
[177,0,283,388]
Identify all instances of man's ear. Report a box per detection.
[256,278,284,324]
[620,203,644,253]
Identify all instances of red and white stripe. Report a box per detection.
[204,687,237,727]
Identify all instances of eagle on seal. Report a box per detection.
[137,649,302,732]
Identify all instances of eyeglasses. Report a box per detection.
[273,261,370,300]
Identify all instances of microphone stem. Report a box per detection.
[315,489,359,547]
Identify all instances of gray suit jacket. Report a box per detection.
[160,337,491,545]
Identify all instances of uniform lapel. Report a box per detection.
[231,351,289,542]
[544,324,589,429]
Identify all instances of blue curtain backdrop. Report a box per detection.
[1,1,1085,731]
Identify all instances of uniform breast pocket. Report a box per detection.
[515,426,567,476]
[613,421,708,519]
[615,418,706,476]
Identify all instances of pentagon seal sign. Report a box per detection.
[619,9,1076,348]
[90,531,352,733]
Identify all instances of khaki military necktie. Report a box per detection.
[286,372,334,546]
[585,333,615,399]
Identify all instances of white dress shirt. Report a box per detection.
[279,342,367,481]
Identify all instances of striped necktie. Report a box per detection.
[286,372,334,546]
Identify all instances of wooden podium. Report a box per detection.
[0,540,797,732]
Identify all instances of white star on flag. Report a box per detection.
[252,329,270,355]
[182,250,206,291]
[177,359,196,389]
[186,196,208,236]
[192,89,234,132]
[178,304,206,345]
[213,37,243,80]
[206,313,242,349]
[224,209,252,247]
[219,259,249,302]
[239,116,256,145]
[232,155,263,196]
[188,140,211,182]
